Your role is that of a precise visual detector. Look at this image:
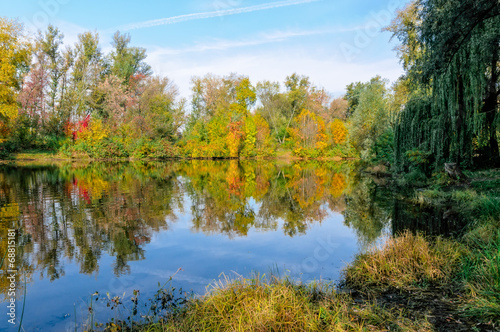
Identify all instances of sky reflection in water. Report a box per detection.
[0,160,393,331]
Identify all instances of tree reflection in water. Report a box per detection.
[0,160,400,297]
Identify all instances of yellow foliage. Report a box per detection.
[330,173,346,198]
[0,17,31,120]
[74,176,109,201]
[77,119,109,146]
[226,121,244,158]
[0,203,19,220]
[315,139,328,151]
[226,160,244,197]
[290,109,328,155]
[329,119,348,145]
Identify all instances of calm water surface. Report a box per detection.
[0,160,399,331]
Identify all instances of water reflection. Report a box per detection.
[392,199,467,237]
[0,163,360,274]
[0,160,406,330]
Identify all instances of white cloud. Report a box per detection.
[149,46,403,100]
[116,0,321,31]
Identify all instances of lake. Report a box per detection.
[0,160,401,331]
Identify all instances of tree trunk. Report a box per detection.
[455,75,465,165]
[481,41,499,162]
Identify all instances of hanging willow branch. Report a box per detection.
[394,0,500,172]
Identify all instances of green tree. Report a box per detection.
[384,1,423,75]
[109,31,151,85]
[344,82,365,118]
[348,76,391,161]
[392,0,500,171]
[37,25,64,116]
[255,80,289,143]
[135,76,184,140]
[71,31,104,119]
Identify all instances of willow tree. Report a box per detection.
[391,0,500,172]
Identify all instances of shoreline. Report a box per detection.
[0,151,354,164]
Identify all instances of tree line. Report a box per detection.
[0,17,398,163]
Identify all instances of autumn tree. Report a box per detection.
[132,76,184,140]
[329,118,347,145]
[282,73,310,144]
[306,86,331,124]
[329,97,348,120]
[253,113,274,156]
[14,64,48,149]
[184,74,262,158]
[0,18,31,124]
[94,75,132,130]
[289,109,328,157]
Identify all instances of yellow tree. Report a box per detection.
[254,113,274,156]
[0,18,31,122]
[289,109,328,156]
[329,118,348,145]
[226,120,245,158]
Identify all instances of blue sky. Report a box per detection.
[1,0,409,99]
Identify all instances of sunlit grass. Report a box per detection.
[156,274,431,332]
[343,231,463,292]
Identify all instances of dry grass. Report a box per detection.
[145,274,432,332]
[343,231,463,292]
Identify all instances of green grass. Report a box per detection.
[13,150,69,161]
[461,220,500,321]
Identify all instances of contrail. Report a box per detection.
[149,27,362,55]
[118,0,320,31]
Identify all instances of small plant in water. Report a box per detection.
[92,268,188,331]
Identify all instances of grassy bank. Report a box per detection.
[99,274,431,332]
[340,169,500,330]
[159,275,432,332]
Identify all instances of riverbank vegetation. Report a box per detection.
[0,0,497,168]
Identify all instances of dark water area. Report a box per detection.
[392,199,468,238]
[0,160,461,331]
